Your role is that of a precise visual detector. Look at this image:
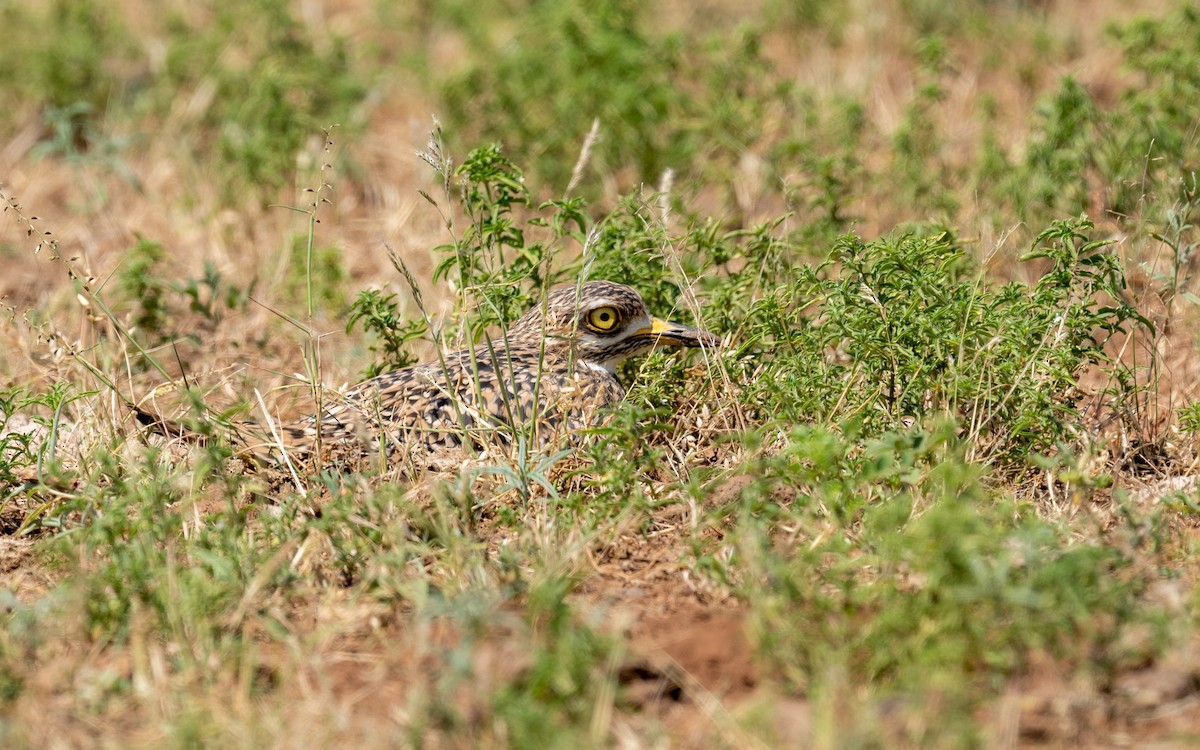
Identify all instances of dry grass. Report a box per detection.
[4,0,1200,747]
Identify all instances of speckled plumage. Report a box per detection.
[139,281,718,470]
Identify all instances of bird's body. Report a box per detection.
[138,281,718,470]
[281,335,627,466]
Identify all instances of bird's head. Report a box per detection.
[507,281,719,372]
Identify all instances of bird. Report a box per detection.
[136,280,719,471]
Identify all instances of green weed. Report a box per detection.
[157,0,366,199]
[734,216,1144,467]
[113,235,170,341]
[730,422,1164,743]
[346,288,429,378]
[438,0,790,196]
[0,0,134,135]
[281,234,347,316]
[0,387,53,505]
[173,261,256,326]
[891,35,958,216]
[1001,4,1200,227]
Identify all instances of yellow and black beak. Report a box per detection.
[636,317,721,349]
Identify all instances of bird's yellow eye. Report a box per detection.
[586,306,620,332]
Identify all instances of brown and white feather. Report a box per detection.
[137,281,718,470]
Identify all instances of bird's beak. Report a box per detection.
[638,317,721,349]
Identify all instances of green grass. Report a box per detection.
[2,0,1200,747]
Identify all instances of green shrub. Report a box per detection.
[1004,4,1200,225]
[729,422,1164,743]
[346,289,429,378]
[0,0,135,136]
[281,234,348,316]
[736,216,1144,466]
[438,0,789,195]
[155,0,366,198]
[115,235,170,341]
[0,387,52,504]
